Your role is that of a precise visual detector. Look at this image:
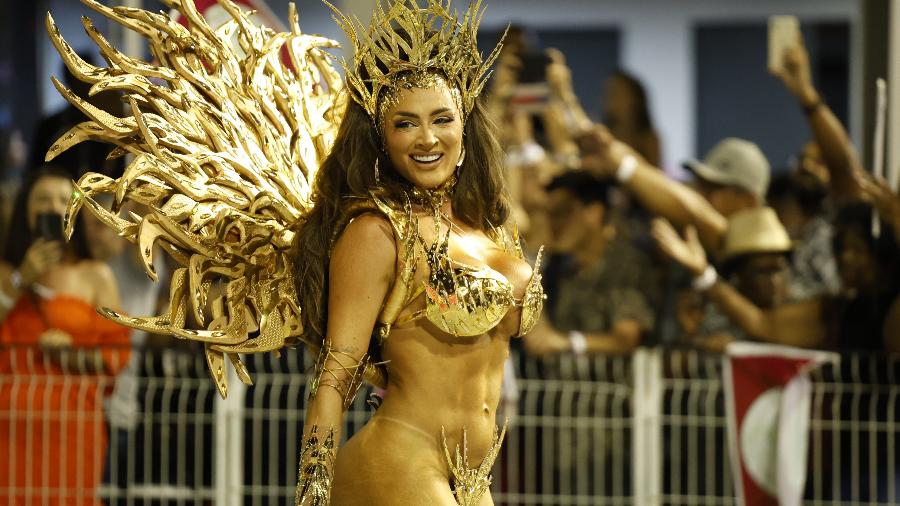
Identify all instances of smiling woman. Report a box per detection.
[289,2,545,503]
[0,166,129,506]
[383,85,465,190]
[43,0,541,503]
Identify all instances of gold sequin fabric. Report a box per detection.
[419,228,545,337]
[379,181,546,339]
[357,180,544,341]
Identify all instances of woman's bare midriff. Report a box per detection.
[328,211,532,504]
[330,323,511,504]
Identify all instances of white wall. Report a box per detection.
[480,0,859,171]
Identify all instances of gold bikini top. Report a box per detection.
[337,190,544,345]
[399,226,544,338]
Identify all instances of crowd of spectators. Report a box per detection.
[0,18,898,505]
[492,27,900,358]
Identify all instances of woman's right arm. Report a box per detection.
[581,128,729,252]
[296,213,396,505]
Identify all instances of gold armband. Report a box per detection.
[308,341,370,410]
[295,426,335,506]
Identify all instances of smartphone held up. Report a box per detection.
[36,213,64,242]
[768,15,800,74]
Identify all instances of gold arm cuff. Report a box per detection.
[308,341,370,411]
[295,426,335,506]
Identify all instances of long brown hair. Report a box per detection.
[293,94,510,344]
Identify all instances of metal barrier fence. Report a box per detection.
[1,344,898,505]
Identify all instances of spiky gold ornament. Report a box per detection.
[325,0,504,126]
[46,0,345,399]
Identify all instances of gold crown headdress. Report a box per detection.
[325,0,504,125]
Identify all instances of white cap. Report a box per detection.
[683,138,771,200]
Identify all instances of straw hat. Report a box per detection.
[721,207,793,261]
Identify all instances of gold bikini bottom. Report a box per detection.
[377,415,508,506]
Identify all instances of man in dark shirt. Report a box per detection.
[525,171,654,357]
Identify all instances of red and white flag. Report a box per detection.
[723,342,838,506]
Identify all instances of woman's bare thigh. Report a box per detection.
[330,416,458,505]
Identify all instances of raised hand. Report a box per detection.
[578,125,640,180]
[545,48,574,100]
[492,51,522,102]
[771,32,819,106]
[19,238,63,286]
[651,219,708,276]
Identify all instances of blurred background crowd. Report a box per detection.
[0,0,895,362]
[495,23,900,359]
[0,0,899,504]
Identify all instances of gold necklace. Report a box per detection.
[407,174,457,210]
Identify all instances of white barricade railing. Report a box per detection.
[1,345,898,505]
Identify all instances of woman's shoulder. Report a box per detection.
[74,259,118,291]
[339,192,415,245]
[77,258,115,276]
[330,212,397,287]
[339,212,396,253]
[75,259,124,309]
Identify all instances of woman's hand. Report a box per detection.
[545,48,574,100]
[651,219,708,276]
[491,51,521,103]
[19,238,64,286]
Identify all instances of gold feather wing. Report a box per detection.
[46,0,346,398]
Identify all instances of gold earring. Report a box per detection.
[374,158,381,184]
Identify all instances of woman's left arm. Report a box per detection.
[297,213,396,505]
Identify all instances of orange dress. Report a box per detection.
[0,294,130,506]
